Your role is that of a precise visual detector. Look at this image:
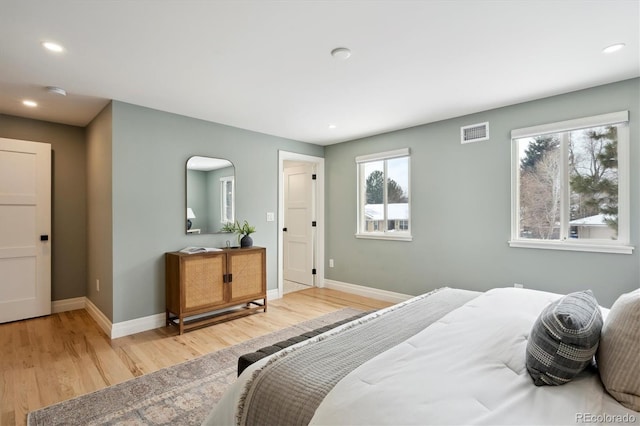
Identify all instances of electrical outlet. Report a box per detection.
[514,283,523,289]
[329,259,334,268]
[96,279,100,292]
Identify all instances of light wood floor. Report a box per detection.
[0,288,390,426]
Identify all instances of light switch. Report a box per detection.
[266,212,275,222]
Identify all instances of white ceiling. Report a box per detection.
[1,1,638,145]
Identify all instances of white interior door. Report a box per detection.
[0,138,51,323]
[283,163,314,286]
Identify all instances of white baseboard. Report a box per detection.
[267,288,280,301]
[51,289,283,340]
[111,313,166,339]
[84,297,113,338]
[51,297,86,313]
[323,279,412,304]
[110,290,275,338]
[51,283,401,340]
[83,298,166,339]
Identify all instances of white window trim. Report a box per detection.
[511,111,628,139]
[356,233,413,242]
[355,148,410,164]
[220,175,235,224]
[509,111,633,254]
[508,240,633,255]
[356,148,412,241]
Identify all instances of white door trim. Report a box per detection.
[278,151,325,299]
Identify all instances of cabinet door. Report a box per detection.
[182,254,226,311]
[228,249,265,303]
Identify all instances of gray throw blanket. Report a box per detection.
[237,287,481,425]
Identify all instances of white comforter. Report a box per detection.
[205,287,639,425]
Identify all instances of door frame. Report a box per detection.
[277,151,325,299]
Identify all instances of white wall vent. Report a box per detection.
[461,122,489,144]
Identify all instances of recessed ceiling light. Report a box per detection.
[331,47,351,60]
[328,124,337,129]
[23,100,38,107]
[602,43,625,54]
[42,41,64,53]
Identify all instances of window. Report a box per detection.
[220,176,234,224]
[510,111,631,254]
[356,148,411,241]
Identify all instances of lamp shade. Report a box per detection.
[187,208,196,219]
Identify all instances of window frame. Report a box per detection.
[509,111,632,254]
[220,175,235,224]
[355,148,412,241]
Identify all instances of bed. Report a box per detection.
[203,287,639,425]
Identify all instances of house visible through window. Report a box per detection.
[510,111,631,254]
[356,148,411,241]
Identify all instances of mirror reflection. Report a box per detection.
[186,156,235,234]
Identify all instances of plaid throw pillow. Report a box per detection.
[526,290,603,386]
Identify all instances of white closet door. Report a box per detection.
[0,138,51,323]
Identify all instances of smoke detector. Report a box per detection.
[331,47,351,60]
[46,86,67,96]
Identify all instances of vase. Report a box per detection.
[240,235,253,247]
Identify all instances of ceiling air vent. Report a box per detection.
[461,122,489,144]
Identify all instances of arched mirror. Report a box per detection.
[186,156,235,234]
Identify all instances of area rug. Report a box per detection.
[27,308,363,426]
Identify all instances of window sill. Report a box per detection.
[355,233,413,242]
[508,240,634,255]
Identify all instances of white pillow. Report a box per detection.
[596,289,640,412]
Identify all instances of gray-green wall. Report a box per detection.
[86,104,114,319]
[325,78,640,307]
[109,101,323,322]
[0,114,87,301]
[3,78,637,324]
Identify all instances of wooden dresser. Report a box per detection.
[165,246,266,334]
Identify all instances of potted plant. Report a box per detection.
[233,220,256,247]
[221,222,236,233]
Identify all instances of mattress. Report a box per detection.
[203,287,639,425]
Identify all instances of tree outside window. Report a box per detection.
[518,126,619,241]
[512,111,630,254]
[356,149,411,240]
